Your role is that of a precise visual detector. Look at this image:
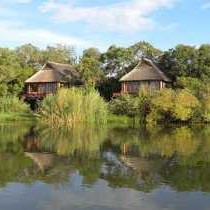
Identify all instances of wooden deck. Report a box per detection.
[22,92,48,100]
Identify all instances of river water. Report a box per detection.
[0,122,210,210]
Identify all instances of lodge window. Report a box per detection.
[41,83,57,93]
[28,83,58,93]
[150,81,160,90]
[127,82,140,93]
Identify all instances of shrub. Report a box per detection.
[109,95,138,117]
[0,96,30,113]
[147,89,200,124]
[109,90,153,123]
[40,88,107,126]
[173,89,200,121]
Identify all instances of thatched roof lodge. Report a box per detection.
[24,62,82,99]
[119,58,171,94]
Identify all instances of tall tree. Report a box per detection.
[43,44,76,64]
[77,48,104,86]
[101,42,162,78]
[158,45,198,80]
[16,44,43,65]
[197,44,210,79]
[101,45,133,78]
[0,48,34,96]
[130,41,162,61]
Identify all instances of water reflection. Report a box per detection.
[1,123,210,209]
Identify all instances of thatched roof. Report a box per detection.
[120,58,171,82]
[25,61,82,84]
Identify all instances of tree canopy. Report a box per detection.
[1,41,210,97]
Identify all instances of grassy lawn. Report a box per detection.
[0,112,36,122]
[107,114,136,126]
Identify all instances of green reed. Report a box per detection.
[40,88,108,126]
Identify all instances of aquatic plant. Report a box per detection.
[40,88,107,126]
[0,96,30,113]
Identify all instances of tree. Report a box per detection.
[159,45,198,81]
[130,41,162,61]
[147,89,200,123]
[197,44,210,79]
[0,48,34,96]
[101,42,162,79]
[101,45,134,78]
[77,48,104,86]
[16,44,43,65]
[43,44,76,64]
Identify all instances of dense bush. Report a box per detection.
[109,89,203,124]
[0,96,30,113]
[147,89,200,124]
[109,91,152,122]
[109,95,138,117]
[40,88,107,126]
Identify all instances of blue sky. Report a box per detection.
[0,0,210,53]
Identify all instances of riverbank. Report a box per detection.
[107,114,137,126]
[0,113,36,122]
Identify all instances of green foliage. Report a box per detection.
[147,89,200,124]
[176,77,210,122]
[109,88,201,124]
[40,88,107,126]
[0,47,34,96]
[109,90,152,122]
[16,44,43,64]
[176,77,202,96]
[0,44,76,96]
[101,41,161,78]
[77,48,103,86]
[97,78,121,100]
[159,44,210,81]
[43,44,76,64]
[109,95,139,117]
[138,90,153,123]
[0,83,8,97]
[0,96,30,113]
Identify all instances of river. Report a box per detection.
[0,122,210,210]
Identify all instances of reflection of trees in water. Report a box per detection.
[36,125,107,157]
[0,123,32,153]
[2,123,210,192]
[105,125,210,192]
[0,123,107,188]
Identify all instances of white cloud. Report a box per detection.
[39,0,176,33]
[0,20,97,49]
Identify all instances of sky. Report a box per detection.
[0,0,210,53]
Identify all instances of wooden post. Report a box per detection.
[122,82,126,93]
[28,84,31,93]
[160,81,163,90]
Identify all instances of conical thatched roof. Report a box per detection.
[25,61,82,84]
[120,58,171,82]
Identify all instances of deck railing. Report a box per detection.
[22,92,49,99]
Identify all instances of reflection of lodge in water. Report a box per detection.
[23,128,54,172]
[1,123,210,192]
[119,144,163,187]
[23,127,41,152]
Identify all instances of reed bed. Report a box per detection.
[40,88,108,126]
[0,96,30,113]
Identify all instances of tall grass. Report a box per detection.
[0,96,30,113]
[40,88,108,126]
